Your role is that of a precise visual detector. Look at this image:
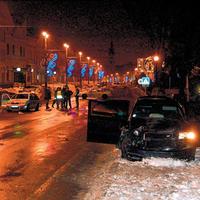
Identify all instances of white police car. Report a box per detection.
[6,92,41,112]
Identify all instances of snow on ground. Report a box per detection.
[84,148,200,200]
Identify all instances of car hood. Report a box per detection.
[132,117,184,133]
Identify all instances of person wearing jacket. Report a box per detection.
[45,87,51,110]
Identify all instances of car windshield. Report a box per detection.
[132,101,182,119]
[12,94,29,99]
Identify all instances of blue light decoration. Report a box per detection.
[67,59,76,77]
[81,63,88,78]
[89,66,94,77]
[98,70,104,80]
[125,76,129,82]
[47,53,58,77]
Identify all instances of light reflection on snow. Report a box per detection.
[84,148,200,200]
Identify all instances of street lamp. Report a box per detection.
[92,60,96,82]
[63,43,69,58]
[79,51,83,87]
[42,31,49,50]
[63,43,69,84]
[87,56,90,84]
[153,55,159,85]
[41,31,49,92]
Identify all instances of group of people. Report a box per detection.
[45,85,80,111]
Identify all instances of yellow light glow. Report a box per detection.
[42,31,49,38]
[79,51,82,56]
[153,55,159,62]
[63,43,69,48]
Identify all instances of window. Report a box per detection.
[6,44,9,55]
[23,47,25,57]
[12,94,29,99]
[20,46,23,56]
[6,70,9,81]
[12,45,15,55]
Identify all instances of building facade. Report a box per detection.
[0,2,47,87]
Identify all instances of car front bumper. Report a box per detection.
[125,146,196,161]
[7,105,27,111]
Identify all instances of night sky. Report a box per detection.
[8,0,200,72]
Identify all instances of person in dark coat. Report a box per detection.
[65,88,73,110]
[75,86,80,109]
[45,87,51,110]
[68,88,73,109]
[61,86,67,109]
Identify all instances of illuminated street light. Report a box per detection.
[153,55,159,62]
[16,67,21,72]
[63,43,69,58]
[41,31,49,93]
[79,52,83,87]
[87,57,90,84]
[53,71,56,75]
[153,55,159,85]
[63,43,70,84]
[41,31,49,50]
[79,51,82,63]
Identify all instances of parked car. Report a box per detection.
[6,92,41,112]
[0,91,16,108]
[119,96,199,161]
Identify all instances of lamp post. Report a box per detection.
[92,60,96,83]
[63,43,69,84]
[87,56,90,84]
[41,31,49,92]
[153,55,159,86]
[79,51,83,87]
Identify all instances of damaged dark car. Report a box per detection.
[119,96,198,161]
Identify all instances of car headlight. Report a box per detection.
[178,131,196,140]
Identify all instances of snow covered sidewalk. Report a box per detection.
[84,148,200,200]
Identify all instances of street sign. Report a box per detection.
[138,76,150,86]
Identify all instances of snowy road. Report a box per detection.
[84,148,200,200]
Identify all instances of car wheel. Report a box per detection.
[35,103,39,111]
[26,104,30,112]
[82,94,87,99]
[102,94,108,99]
[121,135,132,159]
[185,149,196,161]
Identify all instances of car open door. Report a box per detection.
[87,99,130,143]
[1,93,11,108]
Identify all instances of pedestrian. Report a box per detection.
[45,87,51,110]
[68,88,73,109]
[61,86,67,109]
[56,87,62,109]
[52,87,57,108]
[75,86,80,109]
[65,87,73,110]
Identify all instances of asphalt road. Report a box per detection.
[0,100,115,200]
